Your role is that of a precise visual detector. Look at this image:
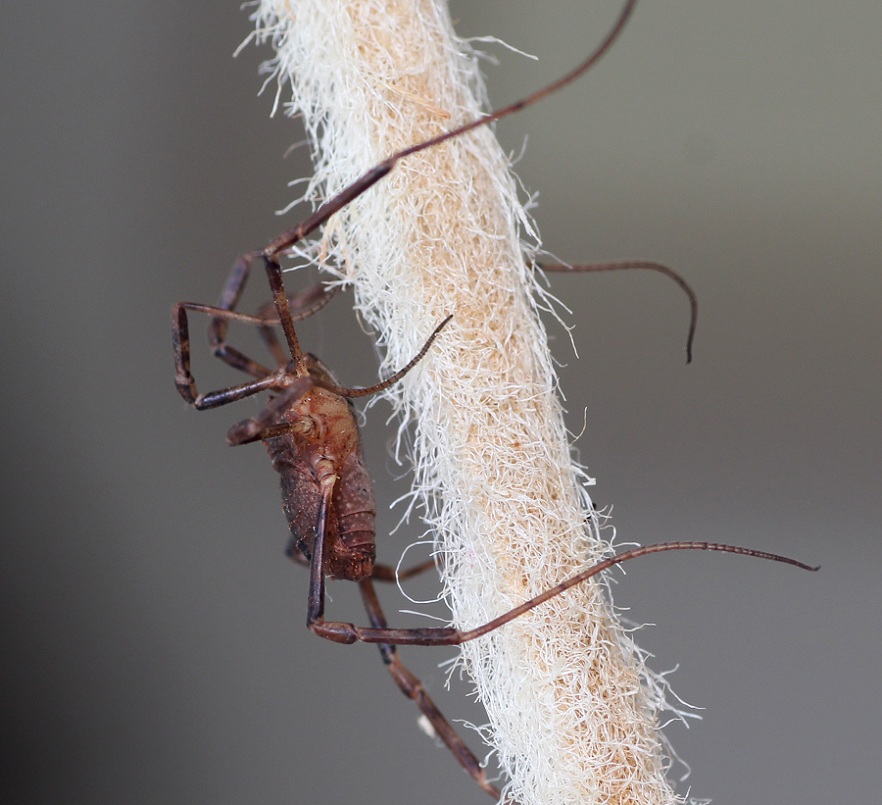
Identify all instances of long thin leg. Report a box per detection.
[309,542,818,646]
[184,253,309,378]
[174,281,341,406]
[173,301,283,409]
[176,0,639,409]
[312,315,453,399]
[539,260,698,363]
[306,477,335,627]
[172,251,283,407]
[258,1,639,266]
[217,0,636,395]
[358,579,505,801]
[255,283,342,365]
[260,256,309,372]
[174,286,449,411]
[206,251,272,376]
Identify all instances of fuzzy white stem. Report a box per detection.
[253,2,681,802]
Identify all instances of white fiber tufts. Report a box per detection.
[252,2,684,802]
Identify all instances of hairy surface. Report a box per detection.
[251,2,682,802]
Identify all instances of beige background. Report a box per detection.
[2,2,879,803]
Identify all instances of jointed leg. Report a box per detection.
[175,1,648,406]
[358,578,505,802]
[370,558,437,582]
[538,259,698,363]
[205,251,268,376]
[310,315,454,400]
[175,0,646,409]
[309,542,817,646]
[172,300,281,408]
[259,1,639,269]
[255,283,342,365]
[173,263,341,408]
[172,249,287,407]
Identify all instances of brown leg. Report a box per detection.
[358,579,506,802]
[173,264,341,408]
[309,542,817,646]
[175,1,646,403]
[306,496,499,800]
[312,314,453,400]
[255,283,342,366]
[538,260,698,363]
[176,0,642,408]
[202,251,266,376]
[258,0,639,268]
[172,300,281,409]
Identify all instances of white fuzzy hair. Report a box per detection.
[250,2,684,802]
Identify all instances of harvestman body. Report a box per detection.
[172,1,814,799]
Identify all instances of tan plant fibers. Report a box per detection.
[252,1,683,802]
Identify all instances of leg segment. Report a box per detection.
[370,558,437,582]
[310,315,454,400]
[173,262,340,407]
[358,579,505,802]
[538,259,698,363]
[172,300,282,409]
[258,1,639,266]
[309,542,817,646]
[175,0,641,409]
[204,251,266,375]
[255,283,342,365]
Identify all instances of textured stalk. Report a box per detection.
[252,2,681,802]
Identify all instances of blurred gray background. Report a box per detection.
[2,2,879,803]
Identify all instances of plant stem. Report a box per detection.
[252,2,681,802]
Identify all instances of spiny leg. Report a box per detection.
[309,542,818,646]
[538,260,698,362]
[357,578,505,802]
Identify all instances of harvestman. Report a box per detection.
[173,0,815,799]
